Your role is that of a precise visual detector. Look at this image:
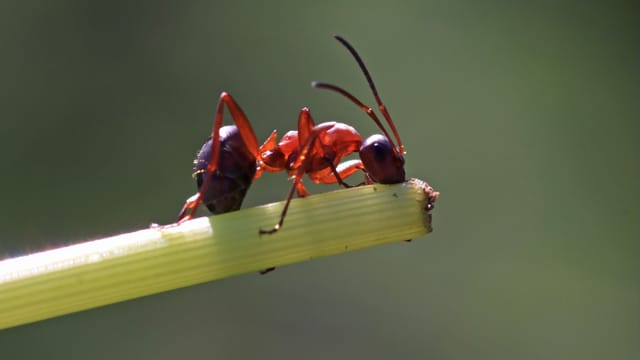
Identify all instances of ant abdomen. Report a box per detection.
[194,125,257,214]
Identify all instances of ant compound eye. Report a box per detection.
[360,134,405,184]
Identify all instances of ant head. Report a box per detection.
[360,134,405,184]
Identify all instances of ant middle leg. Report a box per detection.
[259,123,337,235]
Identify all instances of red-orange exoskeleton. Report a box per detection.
[175,96,363,231]
[177,35,407,236]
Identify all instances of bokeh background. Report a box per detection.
[0,1,637,359]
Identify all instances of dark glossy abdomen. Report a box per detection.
[194,125,257,214]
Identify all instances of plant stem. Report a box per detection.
[0,179,438,330]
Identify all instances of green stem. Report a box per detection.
[0,179,438,330]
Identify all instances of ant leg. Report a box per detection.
[292,107,315,198]
[177,92,261,222]
[325,159,361,188]
[296,107,315,144]
[260,122,336,235]
[295,180,310,197]
[259,267,276,275]
[316,159,366,187]
[259,170,301,235]
[176,193,200,222]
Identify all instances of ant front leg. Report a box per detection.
[326,160,362,188]
[177,92,261,222]
[318,159,367,187]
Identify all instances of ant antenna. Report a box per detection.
[311,81,396,153]
[313,35,405,155]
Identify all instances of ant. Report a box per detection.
[177,35,407,236]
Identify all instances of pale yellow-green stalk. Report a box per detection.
[0,179,438,330]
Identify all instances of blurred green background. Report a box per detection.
[0,1,637,359]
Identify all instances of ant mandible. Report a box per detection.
[176,35,406,235]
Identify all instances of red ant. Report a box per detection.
[177,35,407,235]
